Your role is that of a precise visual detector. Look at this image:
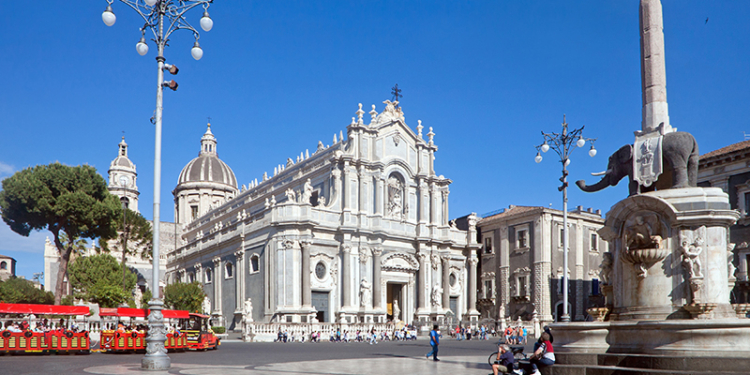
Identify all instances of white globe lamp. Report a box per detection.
[102,6,116,26]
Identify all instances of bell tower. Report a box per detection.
[108,136,140,213]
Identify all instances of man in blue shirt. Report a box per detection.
[425,324,440,361]
[492,343,515,374]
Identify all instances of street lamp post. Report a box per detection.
[119,194,129,295]
[535,115,596,323]
[101,0,214,370]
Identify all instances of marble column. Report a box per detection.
[419,181,428,224]
[442,256,450,310]
[234,249,245,313]
[429,184,437,225]
[358,166,366,214]
[376,178,385,215]
[194,263,202,284]
[300,240,312,308]
[467,257,479,314]
[342,162,350,210]
[372,248,383,310]
[442,191,450,226]
[342,244,352,308]
[212,257,222,314]
[418,252,428,311]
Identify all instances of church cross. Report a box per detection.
[391,84,402,104]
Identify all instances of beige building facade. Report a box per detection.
[477,205,608,325]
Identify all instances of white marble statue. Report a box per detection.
[302,178,313,204]
[284,188,296,203]
[134,287,143,309]
[243,298,254,323]
[359,278,371,307]
[387,177,403,218]
[680,230,704,279]
[431,285,443,308]
[392,299,401,321]
[202,296,211,314]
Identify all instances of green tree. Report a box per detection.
[68,253,136,308]
[164,282,205,312]
[141,288,153,308]
[0,277,54,304]
[0,163,120,304]
[98,208,152,294]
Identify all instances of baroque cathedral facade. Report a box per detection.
[45,101,477,329]
[168,101,479,329]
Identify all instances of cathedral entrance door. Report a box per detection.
[312,291,329,322]
[386,283,403,322]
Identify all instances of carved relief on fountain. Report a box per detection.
[620,212,669,279]
[679,226,705,304]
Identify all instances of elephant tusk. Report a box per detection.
[591,170,608,176]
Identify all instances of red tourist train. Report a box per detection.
[183,313,220,350]
[100,307,188,352]
[99,308,219,352]
[0,303,91,354]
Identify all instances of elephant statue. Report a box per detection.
[576,131,698,196]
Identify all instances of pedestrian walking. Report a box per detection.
[370,327,378,344]
[425,324,440,361]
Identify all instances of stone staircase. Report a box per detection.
[536,352,750,375]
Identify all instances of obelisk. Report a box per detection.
[640,0,671,134]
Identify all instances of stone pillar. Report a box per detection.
[372,248,383,310]
[194,263,202,284]
[331,168,342,210]
[212,257,221,312]
[429,183,437,225]
[442,256,451,310]
[342,162,350,210]
[467,257,479,316]
[375,177,385,215]
[640,0,670,133]
[442,190,450,226]
[358,166,366,214]
[418,252,428,311]
[342,244,352,308]
[300,240,312,308]
[212,257,223,326]
[235,249,245,313]
[419,181,429,224]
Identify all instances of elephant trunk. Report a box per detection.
[576,175,612,192]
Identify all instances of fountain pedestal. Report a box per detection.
[554,188,750,365]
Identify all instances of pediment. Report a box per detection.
[381,252,419,272]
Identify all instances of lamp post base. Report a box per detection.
[141,299,170,370]
[561,314,571,323]
[141,356,171,371]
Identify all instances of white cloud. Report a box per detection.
[0,222,48,255]
[0,161,14,178]
[0,223,49,279]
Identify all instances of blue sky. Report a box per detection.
[1,1,748,281]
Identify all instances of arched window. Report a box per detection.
[225,262,234,279]
[249,255,260,274]
[205,268,213,283]
[0,261,6,270]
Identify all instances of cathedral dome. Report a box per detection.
[178,155,237,187]
[176,124,237,188]
[173,123,239,224]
